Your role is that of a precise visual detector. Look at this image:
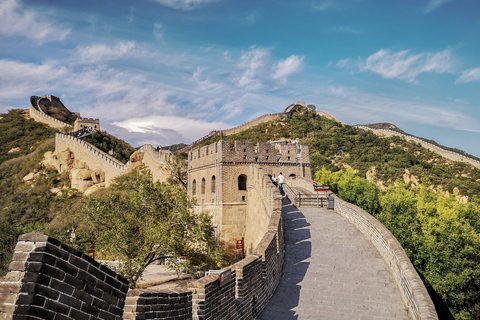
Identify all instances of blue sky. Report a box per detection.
[1,0,480,156]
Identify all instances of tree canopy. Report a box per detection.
[75,170,230,288]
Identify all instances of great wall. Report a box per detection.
[356,126,480,169]
[0,96,442,319]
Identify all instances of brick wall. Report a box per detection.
[334,196,438,320]
[123,288,192,320]
[0,232,129,320]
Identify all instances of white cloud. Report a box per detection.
[114,116,228,142]
[271,55,304,83]
[344,48,455,82]
[332,26,361,34]
[313,1,335,11]
[313,84,480,133]
[0,60,67,98]
[456,68,480,84]
[153,0,219,10]
[0,0,70,44]
[235,46,270,90]
[425,0,453,13]
[74,42,141,64]
[153,23,164,40]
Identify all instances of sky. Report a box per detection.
[1,0,480,156]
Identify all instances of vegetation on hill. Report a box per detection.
[0,109,74,275]
[40,103,78,125]
[0,109,55,164]
[82,131,136,164]
[59,170,230,288]
[365,122,480,163]
[0,109,230,288]
[208,107,480,320]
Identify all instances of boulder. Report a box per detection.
[91,170,106,183]
[130,161,145,171]
[77,169,93,180]
[72,179,94,193]
[130,151,144,163]
[74,159,88,169]
[84,184,103,196]
[23,172,36,182]
[8,147,20,153]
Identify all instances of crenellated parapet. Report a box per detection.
[189,140,310,170]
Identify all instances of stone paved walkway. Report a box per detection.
[258,200,409,320]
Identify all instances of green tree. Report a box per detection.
[162,153,188,188]
[79,170,229,288]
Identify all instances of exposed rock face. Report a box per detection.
[23,172,38,182]
[8,147,20,153]
[129,151,145,171]
[43,150,107,194]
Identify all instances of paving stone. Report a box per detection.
[257,201,409,320]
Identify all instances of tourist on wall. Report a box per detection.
[278,172,285,195]
[272,174,278,187]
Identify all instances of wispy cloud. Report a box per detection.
[114,116,228,142]
[313,1,335,11]
[315,85,480,133]
[338,48,455,82]
[153,23,164,40]
[456,68,480,84]
[271,55,304,83]
[0,59,67,98]
[0,0,70,44]
[74,42,144,64]
[425,0,453,13]
[331,25,361,34]
[153,0,219,10]
[235,46,270,90]
[128,7,135,24]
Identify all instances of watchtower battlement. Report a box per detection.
[189,140,310,170]
[73,116,100,131]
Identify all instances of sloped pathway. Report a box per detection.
[258,200,409,320]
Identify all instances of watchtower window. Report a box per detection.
[288,156,291,161]
[211,176,216,193]
[244,148,247,152]
[289,173,297,179]
[266,156,269,160]
[244,155,247,159]
[266,149,269,153]
[238,175,247,191]
[192,179,197,195]
[201,178,206,194]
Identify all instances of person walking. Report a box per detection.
[278,172,285,195]
[272,174,278,187]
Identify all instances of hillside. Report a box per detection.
[204,107,480,320]
[0,109,77,275]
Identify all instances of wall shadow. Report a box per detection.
[257,198,311,319]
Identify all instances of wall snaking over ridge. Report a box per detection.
[29,96,73,130]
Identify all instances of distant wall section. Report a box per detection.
[29,96,73,130]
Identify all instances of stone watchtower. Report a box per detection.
[188,140,311,256]
[73,117,100,132]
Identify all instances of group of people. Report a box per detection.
[271,172,285,195]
